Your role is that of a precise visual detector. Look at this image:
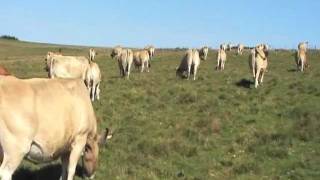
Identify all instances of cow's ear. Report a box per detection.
[98,128,112,147]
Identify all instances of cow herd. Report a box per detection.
[0,41,310,180]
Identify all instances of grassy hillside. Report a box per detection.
[1,39,320,180]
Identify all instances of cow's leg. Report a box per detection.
[141,62,145,73]
[187,65,191,80]
[216,59,220,70]
[89,86,93,100]
[91,83,96,101]
[118,61,123,77]
[146,61,150,73]
[251,58,256,78]
[252,65,256,79]
[260,69,265,84]
[193,65,198,80]
[60,153,70,180]
[301,58,304,72]
[255,68,261,88]
[127,63,132,79]
[0,148,26,180]
[67,136,87,180]
[222,60,225,70]
[296,58,300,71]
[96,83,100,100]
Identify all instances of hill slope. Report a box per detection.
[1,40,320,179]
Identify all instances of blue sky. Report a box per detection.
[0,0,319,48]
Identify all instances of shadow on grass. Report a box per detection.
[235,79,253,89]
[287,69,298,72]
[13,164,84,180]
[109,75,122,79]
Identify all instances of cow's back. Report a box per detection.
[50,56,89,79]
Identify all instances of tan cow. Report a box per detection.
[0,77,110,180]
[144,45,155,60]
[176,48,205,80]
[296,42,308,72]
[44,52,62,72]
[45,52,90,80]
[111,46,133,79]
[85,62,101,101]
[251,44,269,88]
[249,48,256,78]
[199,46,209,61]
[216,47,227,71]
[89,48,96,62]
[298,42,308,52]
[220,44,227,51]
[237,44,245,55]
[133,50,151,73]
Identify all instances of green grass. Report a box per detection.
[1,39,320,180]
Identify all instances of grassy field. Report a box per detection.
[1,39,320,180]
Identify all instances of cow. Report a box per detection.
[144,45,155,60]
[89,48,96,62]
[0,66,10,76]
[110,46,133,79]
[220,44,227,51]
[237,44,245,55]
[85,62,101,101]
[296,42,308,72]
[199,46,209,61]
[251,44,269,88]
[298,42,308,52]
[0,76,110,180]
[249,48,256,78]
[45,52,90,80]
[216,47,227,71]
[133,50,151,73]
[44,52,62,71]
[176,48,205,80]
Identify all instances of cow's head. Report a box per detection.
[255,44,269,60]
[44,52,62,71]
[44,52,54,71]
[110,46,122,59]
[82,128,112,179]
